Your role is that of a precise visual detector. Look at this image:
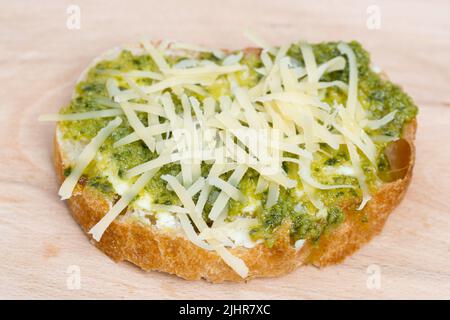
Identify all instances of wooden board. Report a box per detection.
[1,0,449,299]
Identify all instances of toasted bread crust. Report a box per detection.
[54,43,417,282]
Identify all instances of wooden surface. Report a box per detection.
[1,0,449,299]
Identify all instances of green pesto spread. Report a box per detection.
[59,41,417,246]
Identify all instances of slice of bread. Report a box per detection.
[54,43,416,283]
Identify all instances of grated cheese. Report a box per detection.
[165,64,245,76]
[208,165,248,221]
[365,110,397,130]
[113,122,169,148]
[58,117,122,200]
[338,43,358,118]
[120,102,156,152]
[266,182,279,208]
[51,36,397,278]
[141,40,170,73]
[209,176,245,202]
[244,29,276,54]
[162,174,248,277]
[89,168,158,241]
[300,42,319,84]
[346,139,372,210]
[39,109,123,122]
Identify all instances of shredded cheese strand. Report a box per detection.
[346,139,372,210]
[208,165,248,221]
[365,110,397,129]
[209,176,245,202]
[89,168,158,241]
[120,102,156,152]
[141,40,170,73]
[39,109,123,122]
[338,42,358,118]
[58,117,122,200]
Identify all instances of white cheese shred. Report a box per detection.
[209,176,245,202]
[58,117,122,200]
[365,110,397,130]
[141,40,170,73]
[88,168,158,241]
[120,102,156,151]
[338,43,358,118]
[266,182,279,208]
[162,174,248,278]
[213,244,249,278]
[346,139,371,210]
[208,165,248,221]
[177,212,212,250]
[243,29,275,54]
[39,109,123,122]
[161,174,208,230]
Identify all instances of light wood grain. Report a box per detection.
[1,0,449,299]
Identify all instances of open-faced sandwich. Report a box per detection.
[40,33,418,282]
